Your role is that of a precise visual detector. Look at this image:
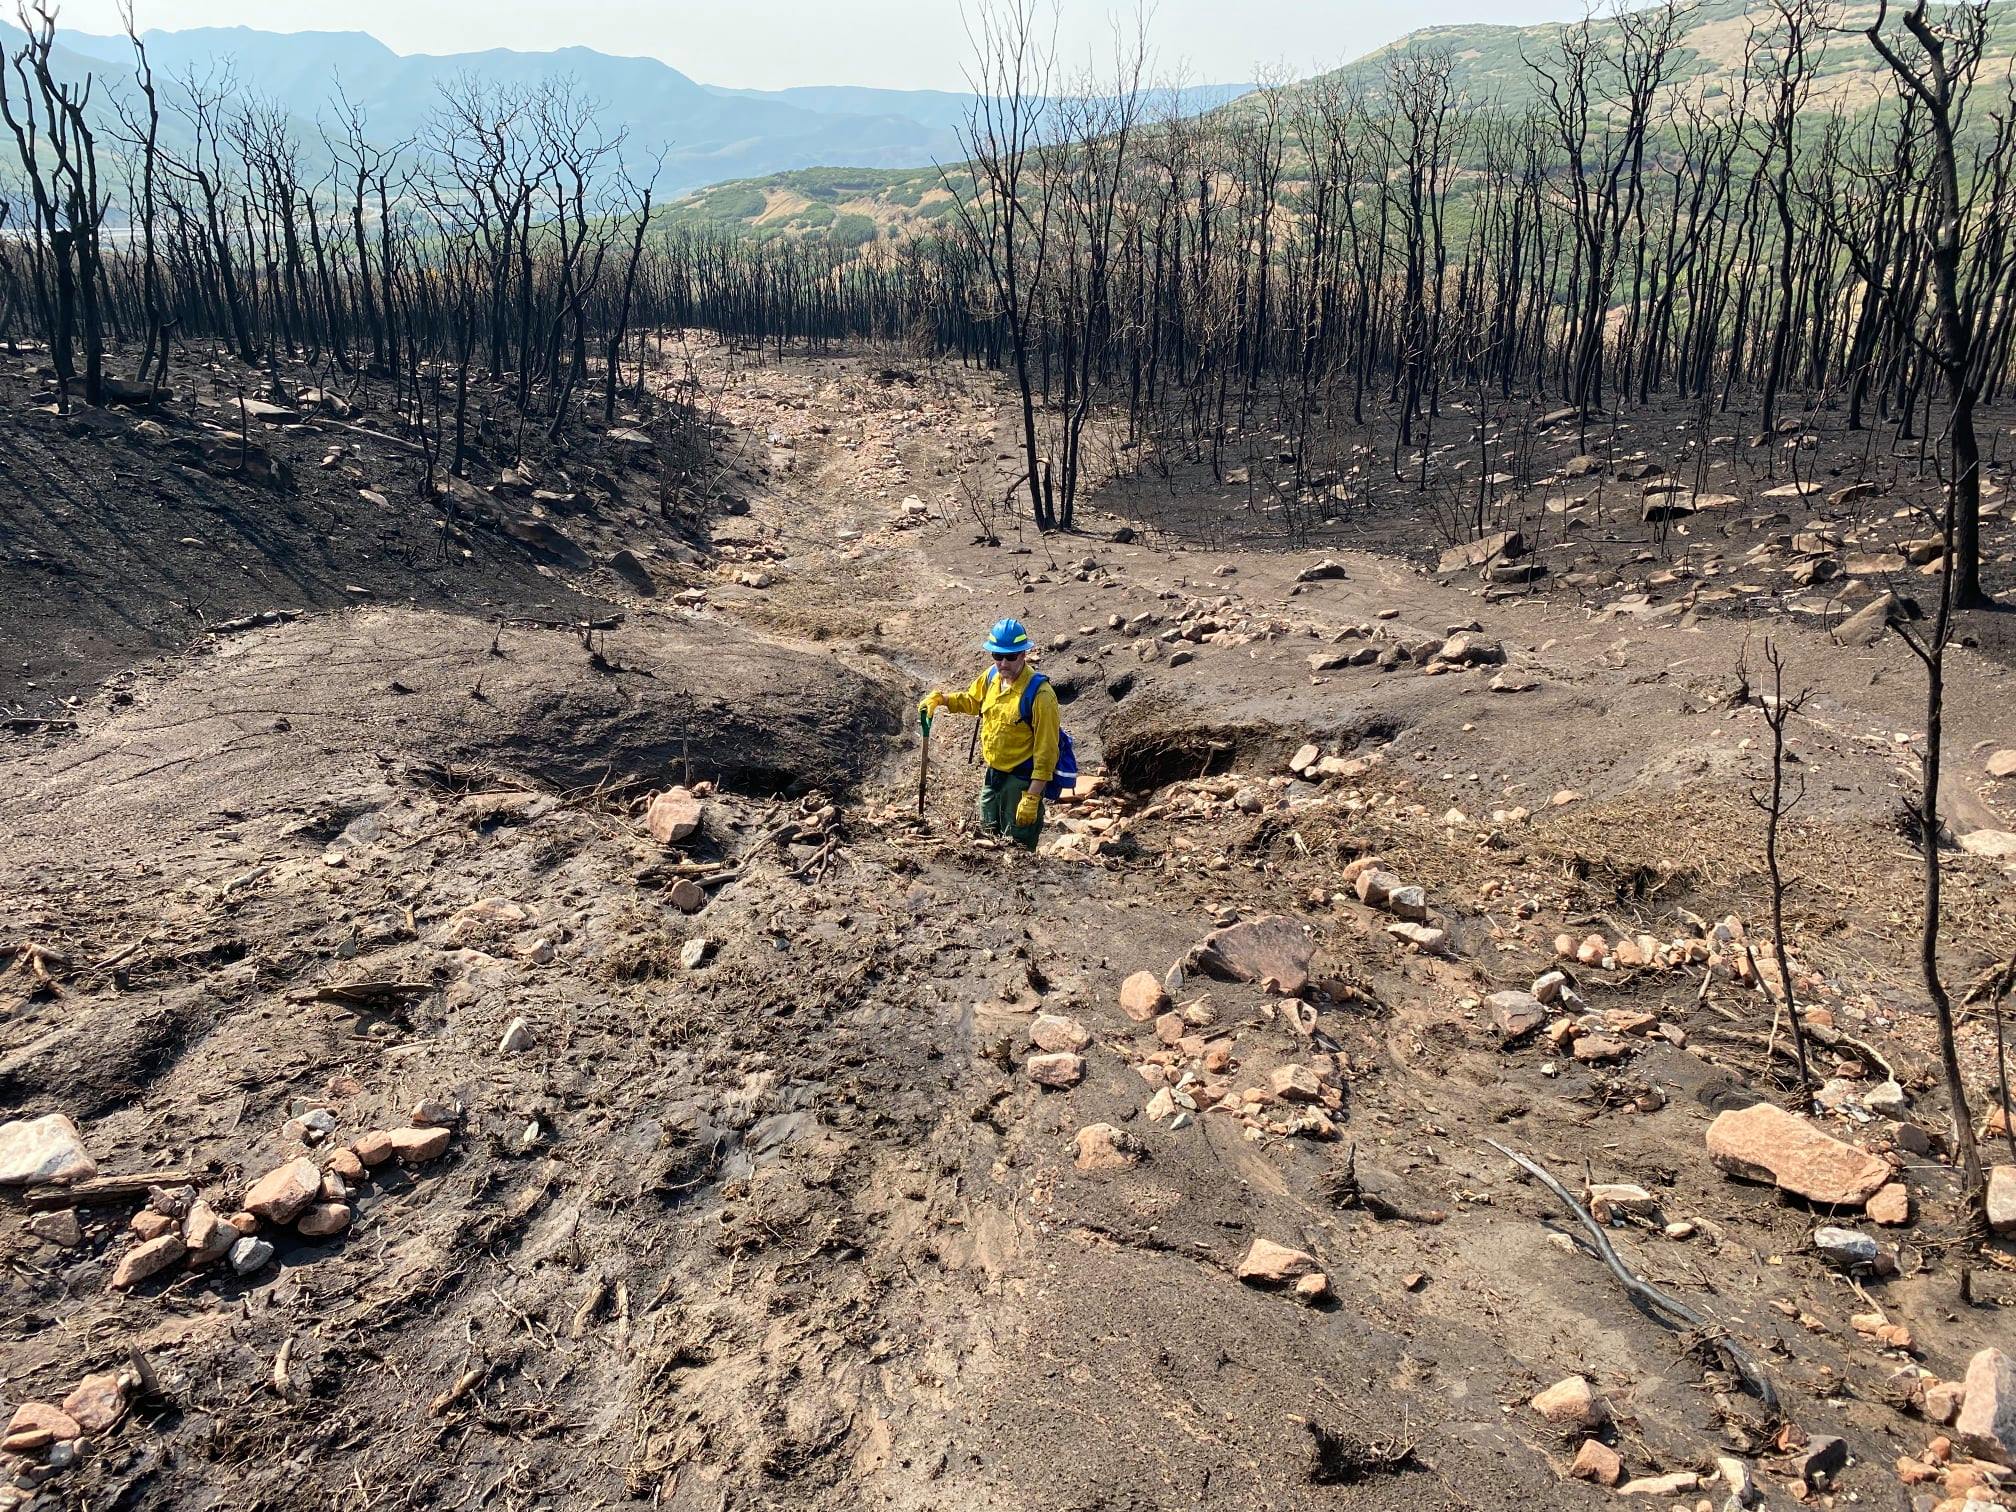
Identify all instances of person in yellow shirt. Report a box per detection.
[919,618,1060,850]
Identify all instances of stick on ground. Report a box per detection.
[1484,1138,1779,1413]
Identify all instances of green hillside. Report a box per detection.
[668,0,2016,244]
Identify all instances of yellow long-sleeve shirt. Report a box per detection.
[942,666,1060,782]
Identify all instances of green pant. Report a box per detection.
[980,770,1044,850]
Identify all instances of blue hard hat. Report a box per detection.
[984,618,1032,655]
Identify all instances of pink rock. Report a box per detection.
[645,787,703,844]
[1026,1052,1084,1089]
[1955,1348,2015,1467]
[1531,1375,1609,1430]
[244,1157,321,1223]
[111,1233,186,1289]
[1029,1014,1091,1053]
[1705,1103,1891,1206]
[61,1373,125,1433]
[1118,971,1169,1023]
[1236,1237,1319,1285]
[1866,1182,1911,1227]
[1072,1124,1139,1171]
[0,1113,97,1186]
[1269,1064,1323,1103]
[1569,1438,1623,1485]
[297,1203,353,1238]
[385,1126,451,1163]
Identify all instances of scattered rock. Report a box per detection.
[1866,1182,1911,1226]
[1029,1014,1091,1053]
[183,1201,237,1264]
[26,1209,81,1247]
[1617,1471,1699,1496]
[244,1158,321,1223]
[498,1017,534,1053]
[384,1126,452,1163]
[1956,1348,2015,1466]
[1487,990,1547,1042]
[1571,1034,1628,1064]
[3,1402,80,1450]
[1586,1184,1659,1222]
[352,1132,395,1167]
[1236,1238,1320,1285]
[229,1236,275,1275]
[60,1374,125,1434]
[1570,1439,1624,1486]
[111,1233,187,1289]
[1185,914,1313,996]
[1119,970,1170,1022]
[1925,1379,1968,1427]
[1832,591,1902,648]
[1990,1165,2016,1235]
[1786,1433,1847,1489]
[131,1210,177,1241]
[1385,922,1446,952]
[1531,1375,1609,1431]
[1026,1052,1085,1089]
[1438,530,1523,575]
[668,878,708,914]
[1072,1123,1141,1171]
[645,787,704,844]
[1716,1454,1757,1506]
[298,1203,353,1238]
[1296,559,1348,582]
[1987,748,2016,781]
[1705,1103,1891,1206]
[0,1113,97,1185]
[1813,1225,1880,1269]
[679,937,714,970]
[1269,1064,1323,1102]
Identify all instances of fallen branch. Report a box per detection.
[25,1169,211,1209]
[1483,1138,1779,1412]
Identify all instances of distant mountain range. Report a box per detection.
[0,20,1250,198]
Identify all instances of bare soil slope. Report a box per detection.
[1,346,2013,1512]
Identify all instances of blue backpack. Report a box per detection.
[987,668,1079,799]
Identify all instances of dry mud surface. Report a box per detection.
[2,347,2014,1511]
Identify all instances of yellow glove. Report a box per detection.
[1015,790,1042,827]
[918,691,945,718]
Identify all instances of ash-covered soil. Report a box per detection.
[2,343,2013,1512]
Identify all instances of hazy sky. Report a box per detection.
[45,0,1569,90]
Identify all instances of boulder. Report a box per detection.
[245,1157,321,1223]
[1531,1375,1609,1430]
[1832,591,1901,648]
[609,549,657,595]
[0,1113,97,1185]
[1185,914,1313,996]
[1438,530,1523,575]
[1705,1103,1890,1206]
[1956,1349,2016,1466]
[646,787,704,844]
[1987,749,2016,781]
[1236,1238,1320,1285]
